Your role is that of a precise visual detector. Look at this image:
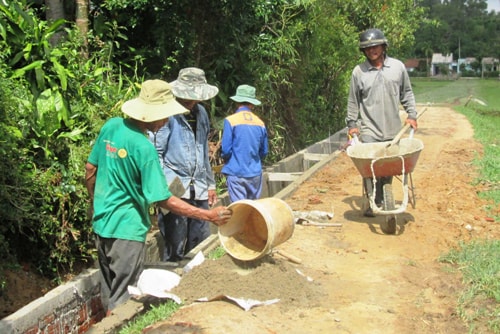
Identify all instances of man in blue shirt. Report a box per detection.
[221,85,269,202]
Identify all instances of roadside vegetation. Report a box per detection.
[412,78,500,218]
[440,240,500,333]
[119,301,179,334]
[413,78,500,333]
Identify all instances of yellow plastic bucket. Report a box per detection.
[218,198,295,261]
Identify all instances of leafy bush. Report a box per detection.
[0,1,128,279]
[0,0,426,282]
[0,74,97,278]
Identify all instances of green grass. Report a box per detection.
[457,105,500,216]
[413,78,500,219]
[119,301,181,334]
[412,77,500,108]
[440,240,500,333]
[414,77,500,333]
[207,246,226,259]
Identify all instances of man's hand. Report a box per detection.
[348,127,360,137]
[208,189,218,207]
[208,207,232,226]
[405,118,418,130]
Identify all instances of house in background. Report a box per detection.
[481,57,499,71]
[458,57,477,73]
[430,53,454,76]
[404,58,420,72]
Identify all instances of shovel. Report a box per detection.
[375,108,427,157]
[273,249,302,264]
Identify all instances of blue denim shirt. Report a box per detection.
[150,104,216,200]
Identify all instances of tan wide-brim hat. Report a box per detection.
[122,80,188,122]
[170,67,219,101]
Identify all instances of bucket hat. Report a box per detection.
[230,84,261,106]
[122,80,188,122]
[170,67,219,101]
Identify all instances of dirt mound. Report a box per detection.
[172,254,325,310]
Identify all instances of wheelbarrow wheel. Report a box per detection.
[380,183,397,234]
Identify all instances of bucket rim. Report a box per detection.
[218,198,294,261]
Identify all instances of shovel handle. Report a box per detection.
[275,249,302,264]
[386,107,427,148]
[387,123,411,147]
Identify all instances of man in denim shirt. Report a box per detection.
[151,68,219,262]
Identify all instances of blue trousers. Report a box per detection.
[226,174,263,203]
[157,198,210,262]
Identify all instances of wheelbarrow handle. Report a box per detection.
[351,133,360,145]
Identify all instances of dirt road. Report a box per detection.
[146,106,499,334]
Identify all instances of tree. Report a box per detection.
[414,0,500,61]
[75,0,89,57]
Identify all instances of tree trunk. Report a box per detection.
[75,0,89,58]
[45,0,65,46]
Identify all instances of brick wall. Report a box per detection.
[0,269,105,334]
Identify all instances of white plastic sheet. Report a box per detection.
[127,268,182,303]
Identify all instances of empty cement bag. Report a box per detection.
[218,198,295,261]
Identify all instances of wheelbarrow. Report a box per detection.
[346,133,424,234]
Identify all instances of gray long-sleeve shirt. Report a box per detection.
[346,56,417,141]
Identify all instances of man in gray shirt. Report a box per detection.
[346,28,418,217]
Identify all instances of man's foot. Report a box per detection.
[363,207,375,217]
[364,201,382,217]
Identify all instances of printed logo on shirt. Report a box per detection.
[105,140,118,158]
[227,112,265,127]
[243,112,254,121]
[118,149,127,158]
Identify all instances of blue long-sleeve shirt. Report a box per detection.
[221,106,268,177]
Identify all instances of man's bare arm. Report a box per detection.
[85,162,97,201]
[158,196,231,226]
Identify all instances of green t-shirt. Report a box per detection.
[88,117,171,242]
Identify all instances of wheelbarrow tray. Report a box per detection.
[346,138,424,178]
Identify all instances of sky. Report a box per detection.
[487,0,500,12]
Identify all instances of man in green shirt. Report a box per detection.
[85,79,231,315]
